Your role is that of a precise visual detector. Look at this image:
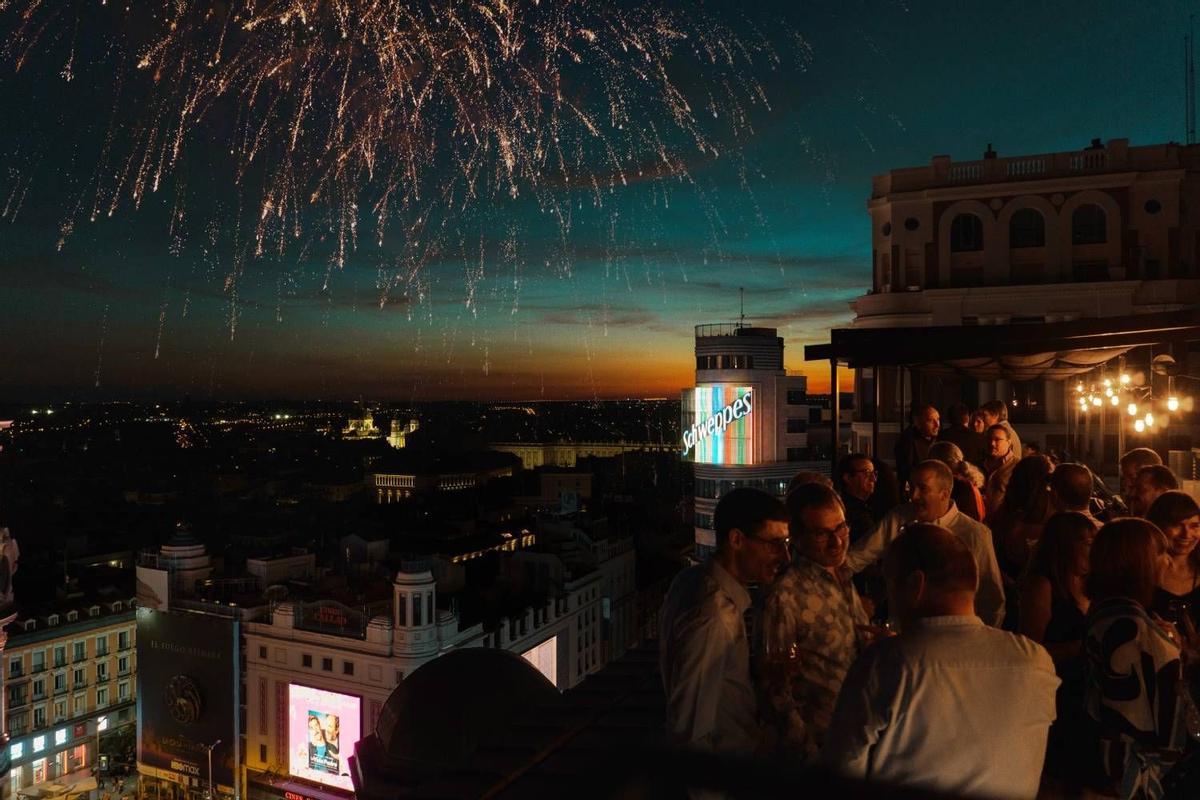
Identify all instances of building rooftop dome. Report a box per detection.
[375,648,559,769]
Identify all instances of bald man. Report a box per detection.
[825,524,1058,799]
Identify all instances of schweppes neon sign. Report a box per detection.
[682,388,752,456]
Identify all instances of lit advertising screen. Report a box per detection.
[521,636,558,687]
[288,685,361,791]
[682,385,755,465]
[136,609,239,792]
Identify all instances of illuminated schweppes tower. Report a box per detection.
[685,324,810,559]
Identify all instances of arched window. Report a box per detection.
[1009,208,1045,248]
[1072,204,1107,245]
[950,213,984,252]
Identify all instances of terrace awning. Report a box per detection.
[804,307,1200,470]
[804,308,1200,371]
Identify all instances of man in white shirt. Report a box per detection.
[659,487,789,781]
[845,460,1005,626]
[823,524,1059,799]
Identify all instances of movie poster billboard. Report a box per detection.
[136,609,240,794]
[681,385,755,465]
[287,685,361,792]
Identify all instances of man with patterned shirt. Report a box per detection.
[756,482,871,762]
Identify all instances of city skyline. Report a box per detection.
[1,0,1189,401]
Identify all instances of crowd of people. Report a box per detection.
[660,401,1200,800]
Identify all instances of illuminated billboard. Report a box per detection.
[288,685,362,792]
[682,386,755,465]
[521,636,558,687]
[136,609,239,793]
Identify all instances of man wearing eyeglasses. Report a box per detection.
[836,454,879,545]
[659,487,789,795]
[756,482,871,763]
[846,460,1005,627]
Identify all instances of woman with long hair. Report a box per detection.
[1085,518,1193,799]
[1149,491,1200,634]
[1019,512,1097,790]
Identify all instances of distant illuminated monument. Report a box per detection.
[342,407,382,440]
[387,418,419,450]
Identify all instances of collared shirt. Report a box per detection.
[823,615,1060,800]
[845,502,1006,627]
[659,559,761,757]
[756,555,868,761]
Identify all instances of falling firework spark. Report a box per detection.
[4,1,785,296]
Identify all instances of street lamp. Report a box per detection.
[205,740,221,800]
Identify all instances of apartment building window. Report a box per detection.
[72,642,85,662]
[32,679,45,700]
[96,687,108,708]
[9,657,21,678]
[950,213,984,252]
[117,656,129,676]
[53,700,66,722]
[786,418,807,434]
[53,674,66,694]
[8,686,25,708]
[95,637,108,657]
[259,744,267,763]
[96,662,108,683]
[53,647,66,668]
[259,646,267,659]
[118,682,129,702]
[1072,203,1107,245]
[73,695,85,716]
[343,662,354,676]
[1009,208,1045,248]
[301,654,312,668]
[118,631,130,650]
[786,389,805,405]
[72,668,85,687]
[321,658,332,672]
[31,651,45,672]
[33,706,46,728]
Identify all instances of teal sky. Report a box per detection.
[0,0,1191,400]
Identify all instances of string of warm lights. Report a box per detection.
[1071,370,1191,434]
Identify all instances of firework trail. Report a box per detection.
[3,1,784,297]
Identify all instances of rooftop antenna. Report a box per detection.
[1187,17,1196,144]
[739,287,745,328]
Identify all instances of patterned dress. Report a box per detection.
[756,556,868,761]
[1085,597,1195,799]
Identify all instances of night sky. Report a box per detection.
[0,0,1189,401]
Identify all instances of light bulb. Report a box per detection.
[1111,395,1120,406]
[1168,396,1180,412]
[1076,383,1084,393]
[1092,397,1102,407]
[1145,412,1155,427]
[1135,419,1145,433]
[1127,403,1138,416]
[1120,373,1131,385]
[1105,387,1114,397]
[1103,378,1112,388]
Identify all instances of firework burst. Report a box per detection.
[4,0,789,327]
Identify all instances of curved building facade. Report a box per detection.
[685,324,812,558]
